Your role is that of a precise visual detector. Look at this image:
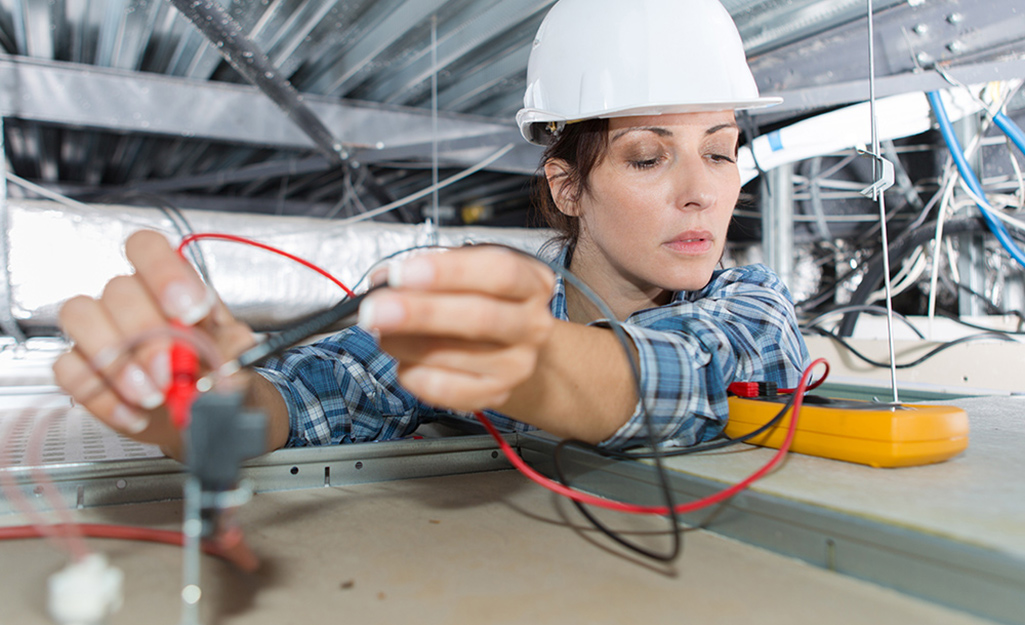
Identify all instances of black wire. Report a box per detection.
[234,287,377,370]
[937,310,1025,335]
[945,278,1025,325]
[349,244,448,292]
[559,391,797,461]
[551,391,799,557]
[802,304,925,339]
[803,325,1017,369]
[91,190,212,283]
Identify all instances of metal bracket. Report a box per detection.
[857,148,895,200]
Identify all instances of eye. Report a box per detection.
[709,153,736,164]
[629,157,662,169]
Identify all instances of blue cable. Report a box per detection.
[992,110,1025,157]
[926,90,1025,269]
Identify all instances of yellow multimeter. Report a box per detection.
[725,395,969,468]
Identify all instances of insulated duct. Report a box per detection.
[6,199,552,333]
[738,86,996,184]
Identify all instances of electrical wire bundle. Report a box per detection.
[794,81,1025,343]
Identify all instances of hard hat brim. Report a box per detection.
[517,97,783,145]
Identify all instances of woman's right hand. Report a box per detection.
[52,229,261,459]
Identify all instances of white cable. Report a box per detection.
[926,165,959,336]
[868,246,928,303]
[958,179,1025,232]
[945,236,962,285]
[977,192,1022,209]
[923,112,1002,333]
[331,143,515,227]
[5,172,94,212]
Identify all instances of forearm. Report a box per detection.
[497,320,638,444]
[245,371,291,453]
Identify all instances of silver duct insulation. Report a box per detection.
[8,199,552,332]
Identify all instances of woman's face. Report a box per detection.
[555,111,741,310]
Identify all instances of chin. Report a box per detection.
[663,261,717,293]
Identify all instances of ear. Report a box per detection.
[544,159,580,217]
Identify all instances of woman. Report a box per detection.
[53,0,809,458]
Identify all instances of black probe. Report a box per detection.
[218,286,380,376]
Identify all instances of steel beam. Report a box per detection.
[0,56,536,171]
[757,56,1025,117]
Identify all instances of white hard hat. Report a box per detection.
[516,0,781,145]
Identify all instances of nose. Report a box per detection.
[669,154,717,211]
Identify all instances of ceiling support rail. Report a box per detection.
[168,0,347,164]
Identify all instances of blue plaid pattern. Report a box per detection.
[256,253,808,450]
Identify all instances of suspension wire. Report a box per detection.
[867,0,900,403]
[429,15,440,246]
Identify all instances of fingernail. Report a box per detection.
[161,280,214,325]
[121,363,164,410]
[389,257,434,288]
[368,266,389,287]
[111,404,149,435]
[149,350,170,391]
[358,295,405,330]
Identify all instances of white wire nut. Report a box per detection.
[47,554,124,625]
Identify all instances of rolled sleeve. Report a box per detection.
[254,327,424,448]
[597,322,730,450]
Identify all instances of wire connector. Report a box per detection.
[728,381,778,398]
[47,554,124,625]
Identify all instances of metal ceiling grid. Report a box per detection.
[0,0,1021,226]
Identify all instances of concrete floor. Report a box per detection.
[0,469,1000,625]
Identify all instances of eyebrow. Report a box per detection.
[706,122,741,136]
[610,122,741,142]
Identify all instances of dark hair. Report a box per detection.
[530,118,610,249]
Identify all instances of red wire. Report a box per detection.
[0,523,258,572]
[176,232,356,298]
[475,357,828,516]
[780,368,826,394]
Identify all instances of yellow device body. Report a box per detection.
[724,396,969,468]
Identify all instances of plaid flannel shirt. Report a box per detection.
[255,253,809,451]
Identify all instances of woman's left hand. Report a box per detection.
[358,245,556,413]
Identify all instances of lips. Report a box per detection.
[664,230,714,255]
